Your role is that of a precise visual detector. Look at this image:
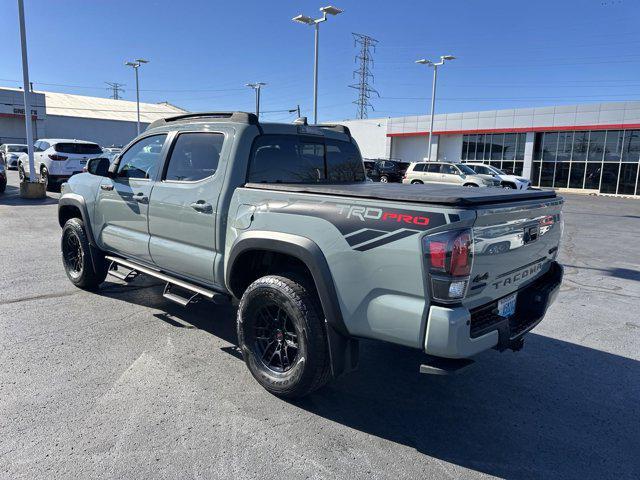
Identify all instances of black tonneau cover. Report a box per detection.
[244,182,556,207]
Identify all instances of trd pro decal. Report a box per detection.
[273,200,447,251]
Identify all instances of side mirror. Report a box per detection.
[87,157,111,177]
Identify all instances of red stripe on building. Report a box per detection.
[0,113,38,120]
[386,123,640,137]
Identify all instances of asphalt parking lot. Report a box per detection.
[1,169,639,479]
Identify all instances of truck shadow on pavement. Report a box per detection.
[97,280,640,480]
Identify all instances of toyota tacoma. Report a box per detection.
[58,112,563,398]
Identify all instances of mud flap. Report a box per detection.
[325,322,359,378]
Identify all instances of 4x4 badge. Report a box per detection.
[473,272,489,283]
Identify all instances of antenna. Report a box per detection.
[349,33,380,119]
[105,82,125,100]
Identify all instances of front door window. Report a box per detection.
[117,135,167,180]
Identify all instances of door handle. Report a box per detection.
[133,193,148,204]
[190,200,213,213]
[100,184,114,191]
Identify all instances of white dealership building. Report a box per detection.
[340,101,640,196]
[0,87,185,148]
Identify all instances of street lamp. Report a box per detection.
[292,5,343,124]
[16,0,37,185]
[124,58,149,135]
[246,82,267,118]
[416,55,455,161]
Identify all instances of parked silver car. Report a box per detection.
[402,161,501,187]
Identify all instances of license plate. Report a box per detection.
[498,293,517,318]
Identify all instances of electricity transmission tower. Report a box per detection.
[349,33,379,119]
[105,82,125,100]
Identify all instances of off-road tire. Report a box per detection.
[61,218,108,290]
[237,274,331,398]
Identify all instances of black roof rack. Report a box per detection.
[147,111,259,130]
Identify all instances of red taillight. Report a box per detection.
[48,154,68,161]
[428,241,447,270]
[450,232,472,276]
[424,229,472,277]
[423,229,473,302]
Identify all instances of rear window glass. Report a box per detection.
[54,143,103,155]
[247,135,365,184]
[8,145,28,153]
[325,139,365,182]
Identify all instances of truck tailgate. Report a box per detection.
[465,197,563,310]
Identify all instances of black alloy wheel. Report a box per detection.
[253,303,299,373]
[62,229,84,279]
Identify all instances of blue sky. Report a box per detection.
[2,0,639,122]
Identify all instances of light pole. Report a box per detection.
[246,82,267,118]
[416,55,455,161]
[125,58,149,135]
[292,5,343,124]
[17,0,36,183]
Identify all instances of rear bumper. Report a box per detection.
[424,261,563,358]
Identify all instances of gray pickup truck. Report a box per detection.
[58,112,563,398]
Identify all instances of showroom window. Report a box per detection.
[531,130,639,195]
[460,132,525,175]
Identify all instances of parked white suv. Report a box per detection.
[402,161,501,187]
[18,139,103,190]
[464,162,531,190]
[0,144,28,169]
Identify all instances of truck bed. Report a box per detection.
[244,182,557,207]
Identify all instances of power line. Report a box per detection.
[105,82,125,100]
[349,33,380,119]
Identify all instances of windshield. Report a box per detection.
[8,145,28,153]
[457,164,477,175]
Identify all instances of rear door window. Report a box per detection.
[426,163,441,173]
[163,132,224,181]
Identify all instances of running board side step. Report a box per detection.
[162,283,201,307]
[419,355,474,375]
[107,262,139,282]
[104,256,220,305]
